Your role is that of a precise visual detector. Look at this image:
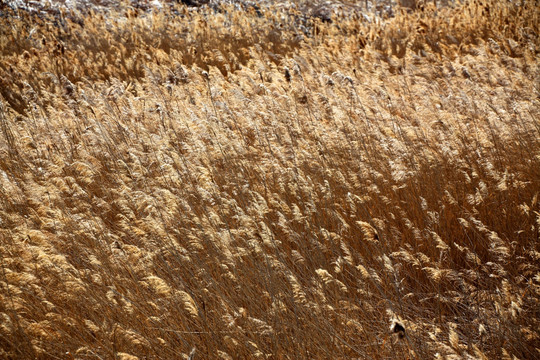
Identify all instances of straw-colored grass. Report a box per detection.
[0,0,538,358]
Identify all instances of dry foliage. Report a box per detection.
[0,0,539,358]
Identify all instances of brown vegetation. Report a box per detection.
[0,0,539,358]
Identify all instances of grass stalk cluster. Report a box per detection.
[0,0,538,358]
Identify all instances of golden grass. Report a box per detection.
[0,0,539,358]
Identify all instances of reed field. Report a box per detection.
[0,0,538,358]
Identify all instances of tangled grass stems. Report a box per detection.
[0,0,538,358]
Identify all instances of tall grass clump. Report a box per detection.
[0,0,538,358]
